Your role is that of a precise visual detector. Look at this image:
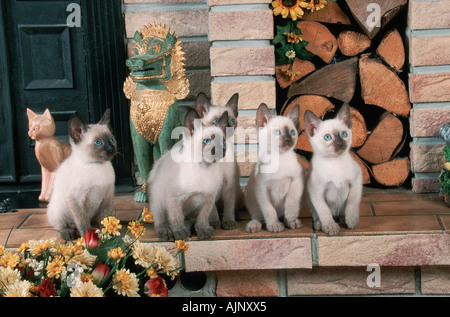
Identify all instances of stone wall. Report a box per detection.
[408,0,450,193]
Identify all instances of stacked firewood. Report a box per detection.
[277,0,411,187]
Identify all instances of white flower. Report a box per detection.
[285,50,296,59]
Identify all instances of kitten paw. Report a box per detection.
[245,220,262,233]
[285,218,302,229]
[171,226,190,240]
[345,213,359,229]
[210,220,221,230]
[322,223,340,236]
[267,221,285,233]
[157,228,173,240]
[222,220,237,230]
[195,225,214,239]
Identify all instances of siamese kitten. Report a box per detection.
[245,104,304,233]
[304,103,362,236]
[47,109,117,239]
[194,92,244,230]
[147,109,228,240]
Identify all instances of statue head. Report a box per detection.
[126,24,177,84]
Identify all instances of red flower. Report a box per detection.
[83,228,100,248]
[144,276,168,297]
[36,278,57,297]
[91,262,110,285]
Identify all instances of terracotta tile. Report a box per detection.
[0,228,62,248]
[16,208,47,214]
[20,214,52,229]
[0,213,29,230]
[316,215,443,236]
[113,194,146,211]
[439,215,450,232]
[373,200,450,216]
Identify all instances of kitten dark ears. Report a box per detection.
[99,108,113,131]
[195,92,239,118]
[69,115,88,144]
[287,104,300,131]
[256,103,271,128]
[304,110,321,137]
[184,109,201,136]
[337,103,352,129]
[194,93,211,118]
[225,93,239,118]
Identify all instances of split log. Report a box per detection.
[282,95,335,152]
[376,29,405,72]
[337,30,371,56]
[302,1,352,25]
[371,157,410,186]
[350,151,371,185]
[359,54,411,117]
[275,58,315,89]
[344,0,408,39]
[357,111,404,164]
[296,21,338,64]
[287,57,358,103]
[350,107,367,148]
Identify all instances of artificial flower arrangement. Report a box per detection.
[0,207,188,297]
[271,0,334,80]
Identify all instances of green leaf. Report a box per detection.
[89,236,126,266]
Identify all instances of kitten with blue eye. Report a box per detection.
[303,103,362,236]
[245,103,304,233]
[147,109,229,240]
[47,109,117,239]
[194,92,244,230]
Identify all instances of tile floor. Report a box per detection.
[0,187,449,248]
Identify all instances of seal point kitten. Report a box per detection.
[304,103,362,236]
[147,109,229,240]
[47,109,117,239]
[245,103,304,233]
[194,92,244,230]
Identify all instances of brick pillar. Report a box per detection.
[408,0,450,193]
[208,0,275,180]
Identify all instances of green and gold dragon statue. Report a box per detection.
[124,23,190,202]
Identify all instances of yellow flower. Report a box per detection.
[70,281,104,297]
[305,0,327,12]
[147,267,158,279]
[29,238,57,256]
[0,252,21,269]
[17,242,29,253]
[108,247,126,263]
[46,255,65,279]
[101,216,122,236]
[68,249,97,269]
[175,240,189,254]
[127,220,146,238]
[141,207,154,223]
[112,269,140,297]
[272,0,308,20]
[284,32,303,44]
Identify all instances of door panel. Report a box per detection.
[5,0,89,182]
[0,0,132,196]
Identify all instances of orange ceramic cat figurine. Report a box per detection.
[27,108,72,202]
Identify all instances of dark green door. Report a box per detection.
[0,1,132,205]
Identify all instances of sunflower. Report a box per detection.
[305,0,327,12]
[272,0,309,20]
